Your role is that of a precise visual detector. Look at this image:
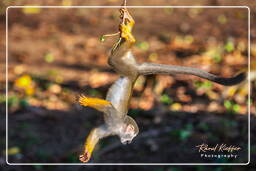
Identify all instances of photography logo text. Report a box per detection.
[195,143,241,159]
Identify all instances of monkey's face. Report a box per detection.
[120,124,136,144]
[119,116,139,144]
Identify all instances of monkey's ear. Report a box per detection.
[124,116,139,135]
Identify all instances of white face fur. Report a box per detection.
[119,124,136,144]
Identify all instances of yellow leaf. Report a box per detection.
[62,0,72,6]
[226,87,237,97]
[22,7,41,14]
[170,103,182,111]
[55,75,64,84]
[7,147,20,155]
[15,75,32,89]
[238,87,248,96]
[25,87,35,96]
[148,53,158,62]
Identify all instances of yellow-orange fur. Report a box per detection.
[79,95,111,111]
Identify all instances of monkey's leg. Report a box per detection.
[79,95,114,113]
[138,63,246,86]
[80,125,110,163]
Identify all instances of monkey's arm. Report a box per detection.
[138,63,246,86]
[79,125,110,163]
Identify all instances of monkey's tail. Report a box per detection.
[138,63,246,86]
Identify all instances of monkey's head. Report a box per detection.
[118,116,139,144]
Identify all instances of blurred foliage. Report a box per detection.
[224,39,235,53]
[22,7,41,14]
[172,35,194,48]
[188,8,203,18]
[136,41,150,51]
[160,94,173,105]
[170,102,182,111]
[62,0,72,6]
[163,8,173,15]
[169,123,194,141]
[44,53,55,63]
[194,81,213,89]
[129,108,143,117]
[0,94,5,103]
[14,74,35,96]
[217,14,227,24]
[6,147,20,156]
[203,44,223,63]
[99,35,105,42]
[148,52,158,62]
[224,100,240,114]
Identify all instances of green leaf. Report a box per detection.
[218,14,227,24]
[194,81,202,88]
[225,41,234,52]
[99,36,105,42]
[160,94,172,105]
[8,96,19,107]
[0,94,6,103]
[44,53,54,63]
[224,100,232,110]
[233,104,240,113]
[180,130,191,140]
[19,98,29,108]
[185,123,193,131]
[136,41,149,51]
[213,54,222,63]
[202,81,212,88]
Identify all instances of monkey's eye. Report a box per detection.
[125,124,134,133]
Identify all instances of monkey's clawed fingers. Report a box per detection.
[79,151,90,163]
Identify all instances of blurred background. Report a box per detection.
[0,0,256,170]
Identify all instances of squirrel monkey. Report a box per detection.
[79,0,246,163]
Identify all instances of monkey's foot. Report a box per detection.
[79,151,90,163]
